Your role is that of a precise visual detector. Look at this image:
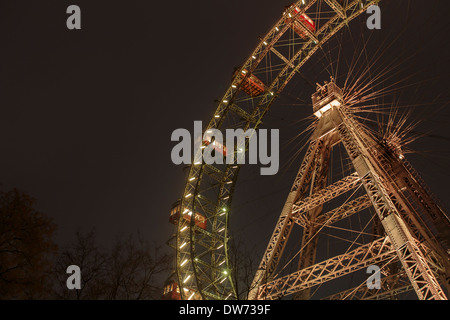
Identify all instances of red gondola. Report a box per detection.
[162,281,202,300]
[234,69,266,97]
[203,130,227,157]
[284,4,316,39]
[162,281,181,300]
[169,200,207,230]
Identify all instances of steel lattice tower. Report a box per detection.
[249,80,450,300]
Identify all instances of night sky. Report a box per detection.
[1,0,450,287]
[0,0,286,247]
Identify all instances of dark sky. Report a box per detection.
[0,0,296,247]
[1,0,449,274]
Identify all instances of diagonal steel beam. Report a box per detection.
[258,237,395,300]
[292,172,361,215]
[293,194,372,227]
[322,271,412,300]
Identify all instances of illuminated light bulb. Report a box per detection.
[183,274,191,283]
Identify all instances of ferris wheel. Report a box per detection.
[164,0,450,300]
[163,0,384,300]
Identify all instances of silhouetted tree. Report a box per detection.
[229,239,259,300]
[0,188,57,299]
[52,229,108,299]
[106,234,171,299]
[52,229,171,299]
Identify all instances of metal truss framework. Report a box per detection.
[172,0,383,300]
[249,81,450,300]
[258,237,396,300]
[322,271,413,300]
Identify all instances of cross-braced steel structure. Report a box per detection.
[164,0,450,301]
[165,0,387,301]
[248,81,450,300]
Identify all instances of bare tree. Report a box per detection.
[0,188,57,299]
[229,239,259,300]
[52,229,171,300]
[52,229,108,299]
[105,233,171,299]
